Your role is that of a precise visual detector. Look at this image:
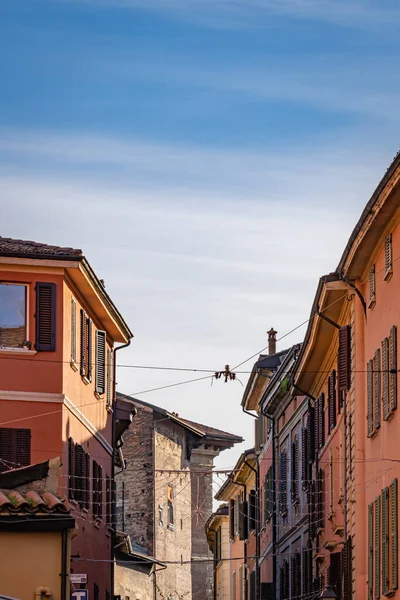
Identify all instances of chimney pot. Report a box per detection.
[267,328,277,355]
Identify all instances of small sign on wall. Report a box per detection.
[70,574,87,584]
[71,591,88,600]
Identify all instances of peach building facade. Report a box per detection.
[0,237,133,597]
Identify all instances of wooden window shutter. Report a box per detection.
[338,325,351,391]
[290,556,296,598]
[248,490,256,531]
[68,437,75,499]
[382,337,390,420]
[98,464,103,518]
[95,330,106,394]
[0,428,13,472]
[280,451,287,514]
[80,309,87,377]
[382,487,390,595]
[229,499,235,540]
[301,547,308,595]
[319,393,325,449]
[389,326,398,413]
[294,435,299,500]
[329,553,342,599]
[87,318,93,382]
[374,348,381,430]
[84,452,90,510]
[301,427,308,489]
[16,429,30,467]
[35,282,56,352]
[75,444,85,506]
[369,265,376,304]
[375,496,381,599]
[238,501,245,540]
[106,348,112,406]
[106,475,111,526]
[307,406,315,463]
[314,398,320,457]
[342,536,352,600]
[71,298,76,364]
[368,503,374,600]
[367,360,374,437]
[385,234,392,274]
[391,478,398,590]
[309,480,316,540]
[291,440,296,503]
[93,460,98,517]
[329,370,337,430]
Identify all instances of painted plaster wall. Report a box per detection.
[114,563,153,600]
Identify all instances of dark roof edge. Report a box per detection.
[337,150,400,274]
[259,343,302,412]
[240,348,290,409]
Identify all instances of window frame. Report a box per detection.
[0,282,29,351]
[167,483,175,529]
[384,234,393,281]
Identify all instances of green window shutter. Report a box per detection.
[368,503,374,600]
[391,478,398,590]
[382,337,390,421]
[389,326,398,413]
[367,360,374,437]
[375,496,381,599]
[374,349,381,430]
[382,487,390,595]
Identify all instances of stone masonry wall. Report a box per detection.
[190,446,217,600]
[154,418,192,600]
[116,404,155,554]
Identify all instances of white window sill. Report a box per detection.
[0,347,37,356]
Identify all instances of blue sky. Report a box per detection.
[1,0,400,474]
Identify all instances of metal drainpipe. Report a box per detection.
[112,339,132,598]
[61,529,68,600]
[244,460,259,600]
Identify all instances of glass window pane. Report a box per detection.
[0,284,26,348]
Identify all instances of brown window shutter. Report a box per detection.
[338,325,351,391]
[367,360,374,437]
[329,553,342,599]
[229,499,235,540]
[382,487,390,595]
[84,452,90,510]
[106,348,112,406]
[71,298,76,364]
[106,475,111,526]
[342,536,353,600]
[317,468,324,531]
[389,326,398,413]
[375,496,381,599]
[98,464,103,518]
[80,309,87,377]
[301,427,308,488]
[87,318,93,382]
[93,460,98,517]
[68,437,75,499]
[35,282,56,352]
[314,398,320,457]
[382,337,390,420]
[391,478,398,590]
[15,429,30,466]
[329,370,337,429]
[368,503,374,600]
[309,481,316,540]
[319,393,325,449]
[75,444,85,506]
[0,428,13,472]
[280,451,287,515]
[369,265,376,304]
[95,331,106,395]
[385,234,392,274]
[307,406,315,463]
[374,349,381,430]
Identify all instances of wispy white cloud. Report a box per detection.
[70,0,400,29]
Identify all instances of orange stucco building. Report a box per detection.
[0,237,133,598]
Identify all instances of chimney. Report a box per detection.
[267,328,277,355]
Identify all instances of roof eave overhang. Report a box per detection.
[241,366,271,411]
[294,277,347,394]
[261,350,299,416]
[338,154,400,280]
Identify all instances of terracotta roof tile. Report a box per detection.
[0,489,69,515]
[0,237,82,259]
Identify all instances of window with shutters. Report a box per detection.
[307,407,315,464]
[167,484,174,528]
[93,460,103,519]
[382,487,390,596]
[106,347,113,407]
[368,503,374,600]
[369,265,376,308]
[35,282,56,352]
[389,326,398,415]
[216,526,222,563]
[338,325,351,392]
[301,543,312,596]
[367,359,374,437]
[106,475,111,526]
[328,552,342,598]
[382,337,390,421]
[72,442,90,508]
[280,560,289,600]
[264,468,273,523]
[316,468,324,532]
[318,393,325,450]
[238,498,249,541]
[374,348,381,431]
[279,451,288,516]
[384,234,393,280]
[328,370,337,433]
[71,297,77,366]
[291,435,299,504]
[229,499,235,540]
[375,496,381,599]
[0,283,27,349]
[301,426,310,491]
[248,489,257,531]
[95,330,106,395]
[0,428,30,472]
[80,310,93,382]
